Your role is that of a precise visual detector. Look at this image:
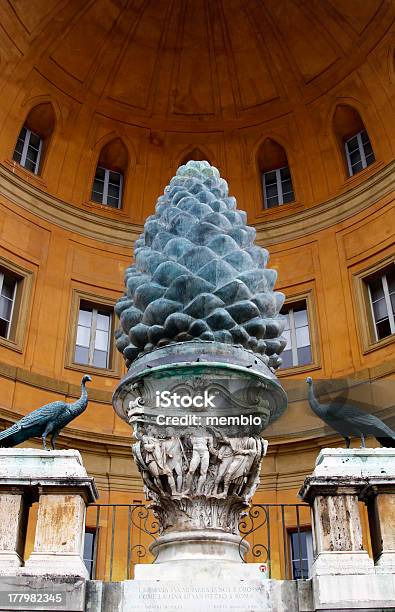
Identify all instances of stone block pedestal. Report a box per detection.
[299,448,395,610]
[0,449,98,578]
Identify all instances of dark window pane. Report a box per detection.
[346,136,359,152]
[109,171,121,186]
[280,349,293,369]
[264,171,277,185]
[350,160,363,175]
[95,166,106,180]
[369,278,384,301]
[107,183,120,199]
[0,318,8,338]
[376,318,391,340]
[349,149,362,166]
[1,277,15,299]
[294,308,308,328]
[372,298,388,322]
[106,196,119,208]
[266,183,278,198]
[297,345,312,366]
[24,158,37,173]
[365,152,375,165]
[280,166,291,180]
[75,345,89,364]
[266,196,279,208]
[93,349,108,368]
[282,190,295,204]
[29,131,41,148]
[390,293,395,316]
[83,531,95,579]
[0,296,12,321]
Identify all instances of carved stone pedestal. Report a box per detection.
[0,449,98,578]
[113,342,286,571]
[299,448,395,610]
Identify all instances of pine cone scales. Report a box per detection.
[115,161,286,368]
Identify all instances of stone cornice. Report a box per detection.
[0,164,141,248]
[0,161,393,248]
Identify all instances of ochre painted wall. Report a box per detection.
[0,0,393,579]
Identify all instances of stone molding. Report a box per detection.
[0,160,393,248]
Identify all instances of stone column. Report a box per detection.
[0,448,98,578]
[0,489,29,573]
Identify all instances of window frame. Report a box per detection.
[91,165,123,209]
[13,126,43,175]
[367,272,395,342]
[65,290,121,377]
[0,271,17,340]
[288,527,313,580]
[83,527,98,580]
[0,258,33,353]
[263,165,295,209]
[344,129,375,177]
[75,304,112,369]
[277,290,320,376]
[353,257,395,353]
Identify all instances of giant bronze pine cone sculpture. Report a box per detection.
[115,161,286,369]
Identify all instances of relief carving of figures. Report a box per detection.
[133,425,183,498]
[133,423,265,496]
[212,436,260,499]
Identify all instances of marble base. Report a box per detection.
[374,551,395,574]
[311,574,395,610]
[117,579,298,612]
[134,560,268,581]
[150,529,248,564]
[0,551,23,575]
[312,551,374,576]
[22,551,89,579]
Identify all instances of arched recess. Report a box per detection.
[333,104,375,177]
[180,147,211,165]
[12,103,56,175]
[91,137,128,209]
[257,138,295,209]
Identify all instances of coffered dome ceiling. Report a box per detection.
[3,0,392,130]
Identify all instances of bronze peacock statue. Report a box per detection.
[0,374,92,450]
[306,376,395,448]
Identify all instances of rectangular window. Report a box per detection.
[289,529,313,580]
[83,529,97,579]
[345,129,375,176]
[13,126,42,174]
[280,300,312,369]
[91,166,123,208]
[263,166,294,209]
[0,269,20,340]
[366,267,395,342]
[75,302,112,369]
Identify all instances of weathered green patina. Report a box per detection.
[115,160,286,370]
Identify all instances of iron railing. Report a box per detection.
[86,502,311,581]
